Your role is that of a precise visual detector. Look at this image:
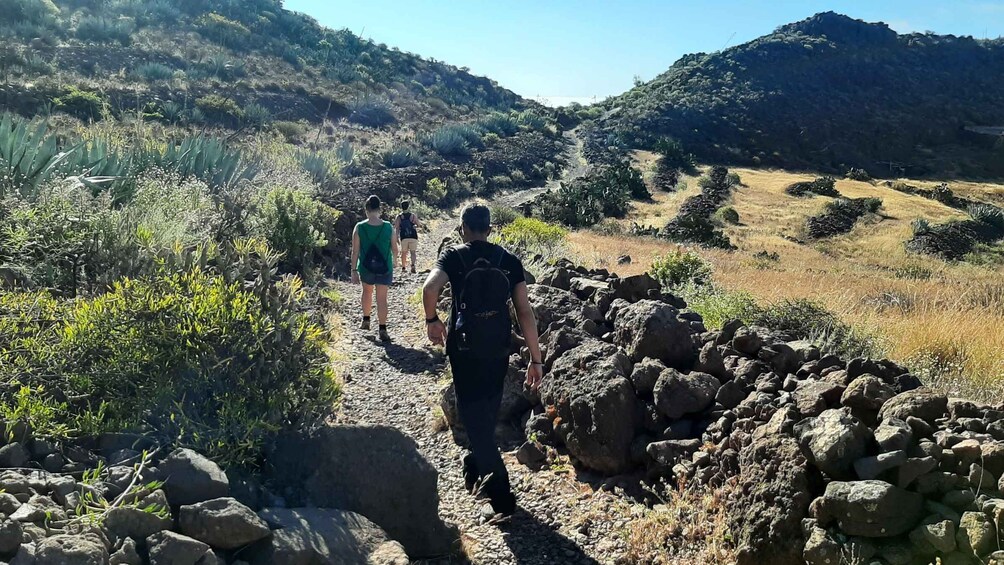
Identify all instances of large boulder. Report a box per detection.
[179,498,271,550]
[539,340,639,474]
[878,388,948,424]
[609,273,662,302]
[104,506,172,540]
[36,534,109,565]
[147,531,210,565]
[731,436,813,565]
[247,508,408,565]
[160,449,229,506]
[812,480,924,537]
[653,369,721,419]
[794,409,871,479]
[841,375,895,411]
[527,285,596,330]
[613,300,698,369]
[265,425,458,558]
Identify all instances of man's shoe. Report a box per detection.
[360,318,371,330]
[462,453,479,494]
[378,327,391,342]
[410,265,416,274]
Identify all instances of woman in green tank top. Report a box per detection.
[350,195,398,341]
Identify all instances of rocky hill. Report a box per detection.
[593,12,1004,178]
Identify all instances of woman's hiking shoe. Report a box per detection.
[410,265,416,274]
[378,327,391,342]
[360,317,371,330]
[479,502,514,526]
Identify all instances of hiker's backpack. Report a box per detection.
[361,223,390,275]
[453,246,512,358]
[399,212,418,240]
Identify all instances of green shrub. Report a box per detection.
[133,62,174,82]
[196,12,251,49]
[296,150,339,186]
[75,16,134,45]
[496,217,567,260]
[424,123,481,157]
[1,258,339,465]
[196,95,243,125]
[893,264,934,280]
[653,137,695,170]
[650,249,713,289]
[477,112,519,137]
[538,165,639,227]
[381,146,419,169]
[2,0,58,25]
[489,202,518,227]
[845,167,871,181]
[969,203,1004,229]
[425,177,447,203]
[241,103,272,130]
[251,187,339,273]
[347,96,395,127]
[53,87,105,121]
[681,285,761,330]
[715,206,740,225]
[274,120,308,142]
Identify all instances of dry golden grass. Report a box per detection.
[568,165,1004,400]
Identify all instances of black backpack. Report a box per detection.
[360,223,390,275]
[452,246,512,358]
[399,213,418,239]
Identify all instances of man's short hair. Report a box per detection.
[401,200,411,211]
[461,204,491,234]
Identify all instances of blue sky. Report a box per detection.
[284,1,1004,106]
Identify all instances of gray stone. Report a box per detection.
[840,375,894,411]
[0,516,22,555]
[160,449,229,506]
[0,444,30,469]
[104,506,172,540]
[613,300,698,369]
[969,463,997,491]
[695,342,727,379]
[247,508,409,565]
[802,526,841,565]
[920,519,957,553]
[897,457,938,488]
[794,409,871,479]
[793,380,844,417]
[853,450,906,480]
[0,492,21,515]
[654,369,721,419]
[879,388,948,424]
[646,439,702,468]
[148,531,210,565]
[265,425,459,558]
[109,538,142,565]
[628,357,666,396]
[36,534,108,565]
[957,511,995,558]
[812,480,924,537]
[178,498,271,550]
[731,326,763,356]
[715,380,746,410]
[874,418,913,452]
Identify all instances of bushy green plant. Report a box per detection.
[653,137,695,170]
[424,124,481,157]
[969,203,1004,229]
[715,206,740,225]
[650,249,713,289]
[2,0,58,26]
[845,167,871,181]
[425,177,447,203]
[53,87,106,121]
[133,62,174,82]
[496,217,568,260]
[196,12,251,49]
[347,96,395,127]
[241,103,272,130]
[196,95,243,126]
[489,202,518,227]
[296,150,339,186]
[381,146,419,169]
[477,112,519,137]
[251,187,338,273]
[75,16,134,45]
[274,120,308,142]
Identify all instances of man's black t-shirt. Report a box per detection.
[435,240,526,351]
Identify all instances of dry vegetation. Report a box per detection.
[569,158,1004,400]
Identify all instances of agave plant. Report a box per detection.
[422,123,482,157]
[296,150,338,186]
[381,146,418,169]
[968,203,1004,229]
[241,103,272,130]
[0,113,83,198]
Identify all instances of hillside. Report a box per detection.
[0,0,565,210]
[592,12,1004,178]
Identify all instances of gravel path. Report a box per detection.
[332,216,633,565]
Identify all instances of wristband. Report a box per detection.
[531,361,543,366]
[425,316,441,324]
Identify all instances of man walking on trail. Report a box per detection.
[395,200,420,274]
[422,204,544,522]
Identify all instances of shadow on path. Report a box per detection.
[376,339,444,375]
[502,508,602,565]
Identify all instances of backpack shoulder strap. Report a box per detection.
[456,244,472,272]
[492,245,505,268]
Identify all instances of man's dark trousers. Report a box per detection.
[449,352,515,513]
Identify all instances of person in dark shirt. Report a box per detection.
[422,204,543,522]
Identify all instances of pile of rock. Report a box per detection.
[0,427,431,564]
[441,260,1004,565]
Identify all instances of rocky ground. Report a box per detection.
[331,218,645,565]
